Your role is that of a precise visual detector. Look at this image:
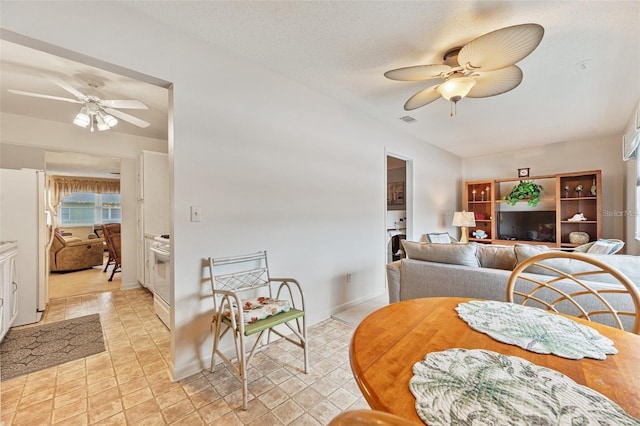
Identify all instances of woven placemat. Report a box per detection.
[456,300,616,359]
[410,348,639,426]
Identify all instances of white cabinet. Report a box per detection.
[0,242,18,342]
[136,151,169,287]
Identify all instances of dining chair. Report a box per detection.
[329,410,418,425]
[207,251,308,409]
[101,223,121,273]
[107,233,122,282]
[507,251,640,334]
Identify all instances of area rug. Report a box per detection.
[0,314,105,381]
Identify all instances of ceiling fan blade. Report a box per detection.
[103,107,150,128]
[384,64,451,81]
[457,23,544,72]
[404,86,442,110]
[43,74,89,101]
[100,99,148,109]
[7,89,84,104]
[466,65,523,98]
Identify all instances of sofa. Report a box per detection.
[49,232,105,272]
[386,241,640,332]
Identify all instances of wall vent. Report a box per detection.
[399,115,416,123]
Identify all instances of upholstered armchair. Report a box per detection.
[49,232,105,272]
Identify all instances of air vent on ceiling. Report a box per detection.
[399,115,417,123]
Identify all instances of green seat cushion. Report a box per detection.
[223,308,304,336]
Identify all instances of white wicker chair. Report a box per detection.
[208,251,308,409]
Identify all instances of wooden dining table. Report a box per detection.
[350,297,640,423]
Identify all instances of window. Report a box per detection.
[59,192,121,226]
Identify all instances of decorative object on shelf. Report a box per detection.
[485,186,490,199]
[564,185,570,198]
[503,180,543,206]
[568,212,587,222]
[474,213,485,220]
[472,229,487,239]
[518,167,530,178]
[590,178,597,196]
[569,231,590,245]
[575,184,583,197]
[481,190,485,201]
[471,189,476,201]
[452,211,476,243]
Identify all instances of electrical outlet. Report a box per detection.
[346,273,352,283]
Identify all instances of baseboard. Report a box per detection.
[329,291,387,316]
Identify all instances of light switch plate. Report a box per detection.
[191,206,202,222]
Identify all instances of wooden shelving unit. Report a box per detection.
[464,180,494,243]
[463,170,602,248]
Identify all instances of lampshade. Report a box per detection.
[100,111,118,128]
[73,107,90,128]
[452,211,476,228]
[437,77,477,102]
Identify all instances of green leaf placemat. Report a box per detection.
[456,300,616,359]
[410,348,639,426]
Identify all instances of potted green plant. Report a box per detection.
[503,180,544,206]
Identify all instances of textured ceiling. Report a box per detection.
[2,1,639,163]
[123,0,640,158]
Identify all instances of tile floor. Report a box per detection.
[0,288,375,425]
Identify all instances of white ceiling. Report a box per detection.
[2,1,639,164]
[121,0,640,158]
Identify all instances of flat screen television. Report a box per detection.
[497,211,556,242]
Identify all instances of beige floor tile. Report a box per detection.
[271,399,305,424]
[52,397,87,424]
[161,398,196,423]
[0,265,379,426]
[123,397,160,423]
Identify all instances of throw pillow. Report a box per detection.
[425,232,452,244]
[402,240,480,267]
[586,239,625,255]
[477,244,517,270]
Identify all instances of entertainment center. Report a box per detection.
[464,170,602,248]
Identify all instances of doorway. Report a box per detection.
[45,151,123,299]
[386,154,412,263]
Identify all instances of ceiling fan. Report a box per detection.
[384,23,544,116]
[7,74,150,131]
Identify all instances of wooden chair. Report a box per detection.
[330,410,418,425]
[101,223,121,273]
[208,251,308,409]
[108,233,121,282]
[507,251,640,334]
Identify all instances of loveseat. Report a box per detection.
[386,241,640,331]
[49,232,105,272]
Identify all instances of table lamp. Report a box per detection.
[452,211,476,243]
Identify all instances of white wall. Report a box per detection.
[462,135,625,242]
[2,2,461,380]
[624,158,640,255]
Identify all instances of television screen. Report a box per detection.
[497,211,556,242]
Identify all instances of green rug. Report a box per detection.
[0,314,105,381]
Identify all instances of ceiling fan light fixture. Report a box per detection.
[103,114,118,128]
[73,107,90,128]
[98,111,118,128]
[437,77,476,101]
[95,114,110,132]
